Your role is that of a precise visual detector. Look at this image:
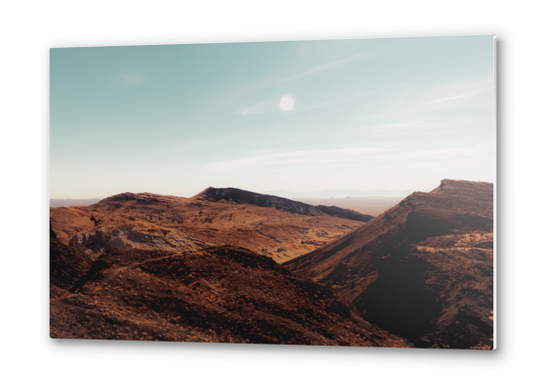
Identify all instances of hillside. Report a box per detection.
[285,179,494,349]
[50,189,369,263]
[195,187,374,222]
[50,245,409,347]
[50,223,91,293]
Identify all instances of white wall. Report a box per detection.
[1,1,539,383]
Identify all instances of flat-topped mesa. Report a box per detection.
[194,187,373,222]
[397,179,493,232]
[431,178,493,196]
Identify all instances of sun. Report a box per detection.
[279,95,295,112]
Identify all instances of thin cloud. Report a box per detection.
[355,120,484,140]
[238,101,274,115]
[206,144,491,174]
[236,50,385,114]
[420,88,491,107]
[416,78,493,108]
[302,93,364,111]
[338,77,494,127]
[208,147,389,170]
[119,73,144,85]
[300,81,417,112]
[276,51,376,84]
[241,49,380,93]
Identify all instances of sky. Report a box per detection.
[50,35,495,199]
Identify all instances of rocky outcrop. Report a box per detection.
[50,223,91,291]
[67,228,210,256]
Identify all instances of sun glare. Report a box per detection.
[280,95,295,112]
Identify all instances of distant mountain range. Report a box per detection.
[49,188,420,208]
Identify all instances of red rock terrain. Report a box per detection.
[50,240,409,347]
[50,188,369,263]
[50,222,90,293]
[50,180,493,348]
[51,188,409,346]
[285,179,494,349]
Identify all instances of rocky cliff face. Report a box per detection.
[285,179,494,349]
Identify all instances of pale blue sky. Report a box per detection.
[50,36,494,199]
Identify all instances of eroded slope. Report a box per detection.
[50,246,408,347]
[285,179,494,349]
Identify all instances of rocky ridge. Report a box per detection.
[195,187,374,222]
[51,189,368,263]
[285,179,494,349]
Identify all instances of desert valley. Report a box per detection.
[50,179,493,349]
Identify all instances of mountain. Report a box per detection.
[50,189,370,263]
[195,187,373,222]
[285,179,494,349]
[50,245,409,347]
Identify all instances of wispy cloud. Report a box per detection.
[395,145,490,161]
[206,143,491,174]
[238,101,275,115]
[340,77,494,127]
[415,78,493,109]
[276,51,377,85]
[241,50,379,94]
[236,50,388,115]
[419,88,491,108]
[302,93,365,111]
[362,120,460,132]
[119,73,144,85]
[208,147,389,170]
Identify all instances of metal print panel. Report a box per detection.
[50,36,495,349]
